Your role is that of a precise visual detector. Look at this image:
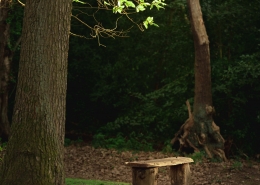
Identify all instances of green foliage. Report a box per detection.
[161,140,173,153]
[207,1,260,156]
[212,53,260,154]
[188,151,205,164]
[143,17,159,29]
[65,178,130,185]
[6,2,24,123]
[103,0,166,28]
[65,0,260,155]
[92,133,153,151]
[64,138,83,147]
[64,138,72,147]
[210,157,222,163]
[7,0,260,159]
[67,0,193,140]
[94,71,194,149]
[0,138,7,149]
[7,2,24,50]
[203,0,260,60]
[83,2,194,148]
[231,160,243,170]
[0,138,7,161]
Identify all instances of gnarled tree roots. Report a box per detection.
[171,100,227,162]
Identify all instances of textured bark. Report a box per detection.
[0,0,72,184]
[132,167,158,185]
[171,0,226,161]
[0,0,11,140]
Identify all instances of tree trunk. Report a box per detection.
[0,0,72,184]
[171,0,227,161]
[0,0,11,141]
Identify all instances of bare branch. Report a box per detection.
[71,15,94,30]
[71,14,131,46]
[71,0,165,44]
[17,0,25,6]
[69,32,92,40]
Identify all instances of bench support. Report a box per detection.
[132,167,158,185]
[170,163,191,185]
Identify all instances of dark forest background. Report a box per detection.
[7,0,260,156]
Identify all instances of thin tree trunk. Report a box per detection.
[0,0,11,141]
[171,0,227,161]
[188,0,212,112]
[0,0,72,184]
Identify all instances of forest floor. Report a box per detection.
[65,144,260,185]
[1,144,259,185]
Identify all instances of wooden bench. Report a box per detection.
[125,157,193,185]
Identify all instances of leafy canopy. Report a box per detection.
[100,0,166,29]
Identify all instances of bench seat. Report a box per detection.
[125,157,193,185]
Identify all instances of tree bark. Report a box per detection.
[171,0,227,161]
[0,0,11,141]
[0,0,72,184]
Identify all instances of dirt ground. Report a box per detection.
[1,144,259,184]
[65,145,260,185]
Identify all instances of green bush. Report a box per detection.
[92,132,153,151]
[93,72,194,151]
[212,53,260,155]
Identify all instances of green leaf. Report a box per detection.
[150,0,166,10]
[155,4,164,10]
[113,6,124,13]
[104,1,111,6]
[136,4,146,12]
[125,1,135,8]
[118,0,122,6]
[144,22,148,29]
[143,17,159,29]
[152,23,159,27]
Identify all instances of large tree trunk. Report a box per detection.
[0,0,72,184]
[0,0,11,141]
[171,0,227,161]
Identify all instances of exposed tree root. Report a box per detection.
[171,100,227,162]
[171,100,193,146]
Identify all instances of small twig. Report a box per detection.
[17,0,25,6]
[71,15,93,30]
[69,32,92,40]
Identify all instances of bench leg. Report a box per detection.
[132,167,158,185]
[170,164,191,185]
